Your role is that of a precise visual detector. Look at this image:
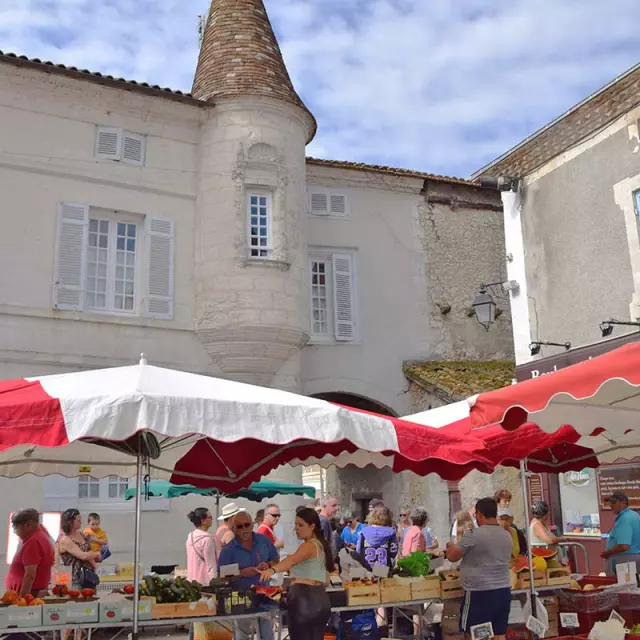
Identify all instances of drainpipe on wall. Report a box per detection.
[501,189,533,365]
[480,178,533,365]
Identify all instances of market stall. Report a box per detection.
[0,357,496,639]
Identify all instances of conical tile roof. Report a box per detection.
[193,0,315,135]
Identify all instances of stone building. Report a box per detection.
[473,62,640,573]
[0,0,513,569]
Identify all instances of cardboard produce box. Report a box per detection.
[100,598,153,623]
[42,603,68,626]
[2,605,43,628]
[65,600,100,624]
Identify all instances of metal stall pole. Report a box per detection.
[519,459,538,620]
[132,454,144,640]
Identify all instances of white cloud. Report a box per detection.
[0,0,638,177]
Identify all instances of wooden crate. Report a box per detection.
[379,579,412,604]
[546,567,572,586]
[517,569,547,589]
[440,572,464,600]
[152,601,214,619]
[409,576,441,601]
[345,583,381,607]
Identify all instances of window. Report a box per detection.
[308,189,348,217]
[53,203,174,319]
[86,217,138,312]
[95,126,146,165]
[247,192,271,258]
[78,475,100,500]
[108,476,129,499]
[558,468,601,537]
[308,250,356,341]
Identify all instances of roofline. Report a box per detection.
[471,61,640,179]
[0,51,207,107]
[306,157,483,188]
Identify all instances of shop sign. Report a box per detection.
[515,334,640,382]
[565,469,592,487]
[597,464,640,510]
[528,473,544,506]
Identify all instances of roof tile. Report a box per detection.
[193,0,315,138]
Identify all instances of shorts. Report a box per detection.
[460,587,511,635]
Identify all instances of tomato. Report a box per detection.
[81,588,95,599]
[123,585,135,595]
[67,590,81,599]
[24,594,34,604]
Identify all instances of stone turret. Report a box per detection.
[192,0,316,390]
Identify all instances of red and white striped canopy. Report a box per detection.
[403,403,599,473]
[0,361,490,491]
[467,342,640,463]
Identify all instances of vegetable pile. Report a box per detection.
[395,551,431,577]
[139,576,203,603]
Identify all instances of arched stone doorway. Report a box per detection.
[312,392,397,417]
[309,392,400,521]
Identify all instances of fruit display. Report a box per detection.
[531,547,558,559]
[0,591,45,606]
[511,557,530,573]
[252,585,282,602]
[139,575,202,603]
[532,556,547,572]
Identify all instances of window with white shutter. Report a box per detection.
[95,126,146,165]
[122,132,145,166]
[333,253,355,340]
[145,216,174,319]
[54,202,89,310]
[308,250,357,342]
[95,127,121,161]
[308,189,348,217]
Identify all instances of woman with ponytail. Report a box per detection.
[258,507,333,640]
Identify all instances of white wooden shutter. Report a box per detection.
[53,202,88,310]
[122,131,145,166]
[145,216,174,319]
[330,194,347,216]
[332,253,355,341]
[95,126,121,160]
[310,191,329,215]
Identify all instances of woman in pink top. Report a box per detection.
[400,507,427,557]
[186,508,216,584]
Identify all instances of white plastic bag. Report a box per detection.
[588,619,626,640]
[523,593,549,630]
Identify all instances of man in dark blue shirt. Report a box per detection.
[217,511,279,640]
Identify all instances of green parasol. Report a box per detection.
[124,479,316,502]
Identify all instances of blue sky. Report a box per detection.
[1,0,639,178]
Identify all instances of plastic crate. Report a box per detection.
[558,580,622,614]
[618,590,640,626]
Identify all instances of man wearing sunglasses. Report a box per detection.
[218,512,279,640]
[256,503,284,552]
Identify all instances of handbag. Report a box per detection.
[80,565,100,589]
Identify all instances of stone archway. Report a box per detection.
[312,392,397,417]
[310,392,401,517]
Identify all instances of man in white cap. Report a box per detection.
[215,502,245,562]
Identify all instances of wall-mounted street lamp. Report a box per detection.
[472,280,519,330]
[529,341,571,356]
[599,319,640,338]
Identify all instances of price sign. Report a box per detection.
[560,613,579,629]
[372,564,389,578]
[609,610,626,626]
[470,622,494,640]
[616,561,637,586]
[526,615,549,638]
